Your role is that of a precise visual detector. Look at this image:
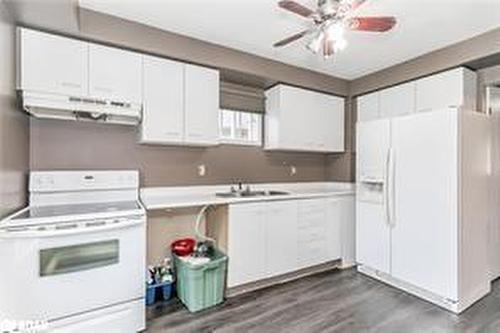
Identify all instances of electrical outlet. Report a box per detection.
[197,164,206,177]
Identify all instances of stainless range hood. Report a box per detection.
[20,90,142,126]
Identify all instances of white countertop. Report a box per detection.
[140,182,355,210]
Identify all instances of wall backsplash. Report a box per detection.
[29,118,335,187]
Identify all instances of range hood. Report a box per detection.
[20,91,142,126]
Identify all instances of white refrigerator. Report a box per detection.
[356,108,491,313]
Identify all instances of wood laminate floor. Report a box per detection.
[146,268,500,333]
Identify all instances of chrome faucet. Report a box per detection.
[230,180,250,194]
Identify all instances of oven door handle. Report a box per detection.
[0,218,144,238]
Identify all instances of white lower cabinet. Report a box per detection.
[227,197,350,288]
[266,201,299,278]
[227,203,267,287]
[297,199,328,269]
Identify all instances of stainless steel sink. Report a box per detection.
[215,190,290,198]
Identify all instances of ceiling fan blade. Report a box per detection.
[348,0,367,11]
[348,16,397,32]
[273,30,309,47]
[278,0,315,18]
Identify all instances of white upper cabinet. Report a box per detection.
[265,84,345,152]
[357,92,379,122]
[323,95,345,152]
[379,82,415,118]
[140,56,184,144]
[358,67,477,123]
[17,28,88,96]
[88,43,142,103]
[184,64,219,146]
[415,67,477,112]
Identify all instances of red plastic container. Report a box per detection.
[171,238,195,257]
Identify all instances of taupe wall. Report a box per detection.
[30,119,328,186]
[0,3,29,218]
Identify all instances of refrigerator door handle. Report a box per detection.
[387,148,396,228]
[384,148,391,226]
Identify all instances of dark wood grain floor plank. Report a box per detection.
[146,268,500,333]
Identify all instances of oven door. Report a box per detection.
[0,216,145,322]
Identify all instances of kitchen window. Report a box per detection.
[219,109,262,146]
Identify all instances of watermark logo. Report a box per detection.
[0,319,49,333]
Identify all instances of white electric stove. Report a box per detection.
[0,170,146,333]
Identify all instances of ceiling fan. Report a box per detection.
[274,0,396,58]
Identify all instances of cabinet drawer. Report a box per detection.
[298,210,325,225]
[298,199,325,212]
[297,240,329,268]
[298,224,327,242]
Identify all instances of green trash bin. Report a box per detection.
[173,249,228,313]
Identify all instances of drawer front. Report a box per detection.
[298,199,326,214]
[297,239,329,268]
[298,224,327,242]
[298,210,326,228]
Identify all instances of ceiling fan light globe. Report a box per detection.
[326,22,345,40]
[335,37,347,51]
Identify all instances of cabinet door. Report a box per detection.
[297,199,328,269]
[325,198,342,261]
[391,110,458,300]
[89,44,142,102]
[18,28,88,96]
[356,201,391,273]
[322,95,345,152]
[141,56,184,144]
[379,82,415,118]
[357,92,379,122]
[266,201,298,277]
[227,203,267,287]
[338,196,355,267]
[184,64,219,145]
[356,119,391,181]
[416,68,476,112]
[279,85,313,150]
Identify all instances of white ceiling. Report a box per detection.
[79,0,500,80]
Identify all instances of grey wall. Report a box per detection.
[0,3,29,218]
